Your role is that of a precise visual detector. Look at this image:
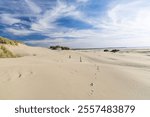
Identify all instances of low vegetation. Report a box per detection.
[104,49,109,52]
[49,45,70,50]
[0,45,16,58]
[104,49,120,53]
[0,36,20,46]
[110,49,120,53]
[0,36,22,58]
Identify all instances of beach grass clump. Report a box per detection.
[0,36,19,46]
[0,45,16,58]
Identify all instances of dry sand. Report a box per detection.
[0,45,150,99]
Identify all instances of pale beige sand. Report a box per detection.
[0,45,150,99]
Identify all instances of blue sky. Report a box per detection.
[0,0,150,48]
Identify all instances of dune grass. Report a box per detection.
[0,45,16,58]
[0,36,20,46]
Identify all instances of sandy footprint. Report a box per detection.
[18,73,22,78]
[17,71,33,79]
[88,82,95,96]
[90,83,94,87]
[88,89,94,96]
[0,71,18,83]
[96,66,100,71]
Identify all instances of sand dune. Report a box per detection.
[0,45,150,99]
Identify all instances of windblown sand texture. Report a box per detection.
[0,45,150,99]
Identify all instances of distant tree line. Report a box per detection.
[104,49,120,53]
[49,45,70,50]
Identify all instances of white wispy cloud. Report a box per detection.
[24,38,75,47]
[98,0,150,45]
[0,14,20,25]
[5,0,78,36]
[31,0,80,32]
[27,0,150,48]
[76,0,89,3]
[24,0,42,14]
[7,28,34,36]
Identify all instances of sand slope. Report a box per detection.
[0,45,150,99]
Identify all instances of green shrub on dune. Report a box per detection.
[0,45,16,58]
[0,36,20,46]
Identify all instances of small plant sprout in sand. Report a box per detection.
[80,56,82,62]
[69,55,71,59]
[97,66,100,71]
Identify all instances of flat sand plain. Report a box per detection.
[0,44,150,99]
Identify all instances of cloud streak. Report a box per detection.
[0,14,20,25]
[24,0,42,14]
